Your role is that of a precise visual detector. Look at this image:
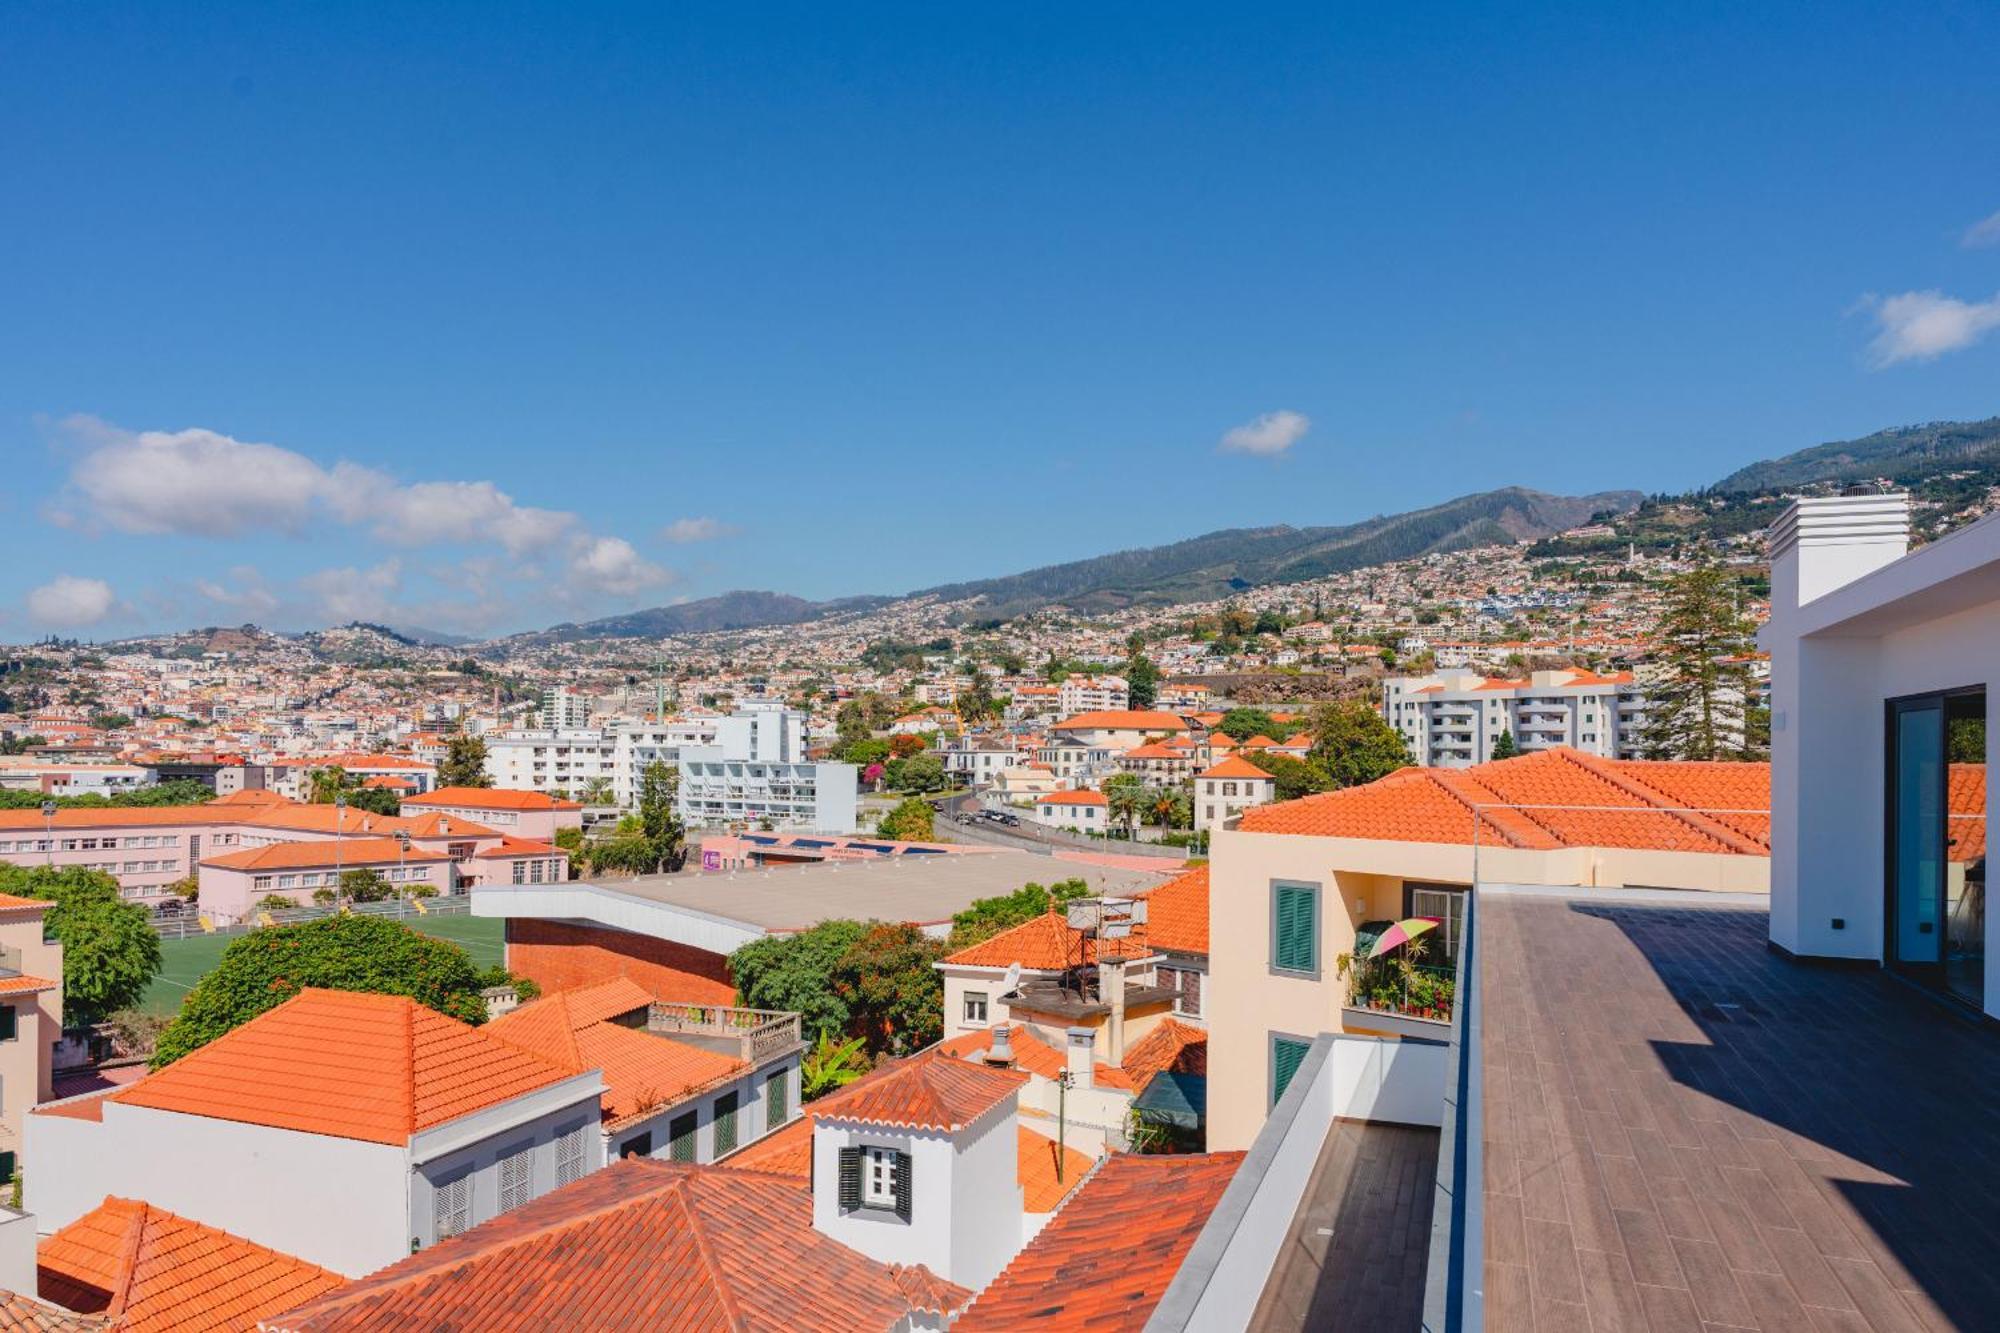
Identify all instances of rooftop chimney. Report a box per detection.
[1065,1026,1094,1090]
[1767,492,1910,611]
[1100,959,1127,1065]
[984,1022,1015,1068]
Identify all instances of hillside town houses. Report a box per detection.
[9,496,1995,1330]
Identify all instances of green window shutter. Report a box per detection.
[838,1147,862,1211]
[714,1093,738,1156]
[1272,1037,1309,1106]
[1274,886,1317,973]
[0,1006,15,1042]
[766,1070,788,1128]
[893,1150,913,1222]
[670,1112,697,1163]
[0,1152,14,1183]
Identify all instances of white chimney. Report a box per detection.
[1767,491,1910,611]
[1100,959,1126,1065]
[1065,1026,1094,1090]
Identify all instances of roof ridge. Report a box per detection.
[99,1197,149,1319]
[1426,768,1547,849]
[672,1174,751,1332]
[403,994,419,1132]
[1555,750,1763,855]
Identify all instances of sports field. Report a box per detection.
[138,913,508,1016]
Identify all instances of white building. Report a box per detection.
[1381,668,1644,766]
[1058,674,1128,715]
[1762,491,1997,1019]
[611,716,718,808]
[539,685,593,729]
[676,700,858,832]
[483,727,617,799]
[1193,755,1277,833]
[1034,789,1106,832]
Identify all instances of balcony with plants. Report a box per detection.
[1336,921,1456,1039]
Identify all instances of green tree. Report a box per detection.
[89,712,133,731]
[153,915,497,1066]
[578,777,615,806]
[1147,783,1192,832]
[842,738,891,768]
[877,797,934,842]
[1641,566,1758,760]
[306,766,350,804]
[437,734,492,788]
[1125,654,1161,710]
[730,919,869,1043]
[1306,701,1411,788]
[1246,752,1334,802]
[1103,772,1148,837]
[835,700,874,747]
[0,866,161,1027]
[1217,708,1283,742]
[1490,729,1520,760]
[338,868,394,903]
[638,760,686,872]
[957,674,996,723]
[897,752,947,794]
[831,922,945,1056]
[947,878,1091,951]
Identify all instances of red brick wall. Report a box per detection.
[504,919,736,1004]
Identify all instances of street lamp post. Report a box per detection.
[41,800,55,869]
[397,831,410,904]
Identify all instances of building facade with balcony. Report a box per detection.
[1382,668,1645,766]
[674,701,856,832]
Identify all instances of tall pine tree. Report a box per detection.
[1640,566,1758,760]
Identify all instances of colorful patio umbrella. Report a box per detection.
[1367,916,1442,959]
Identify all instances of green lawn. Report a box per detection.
[137,913,508,1017]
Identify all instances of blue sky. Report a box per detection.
[4,2,1999,638]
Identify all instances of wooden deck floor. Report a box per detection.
[1248,1118,1440,1332]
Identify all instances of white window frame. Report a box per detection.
[862,1145,900,1208]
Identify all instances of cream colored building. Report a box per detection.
[1192,756,1276,834]
[0,893,61,1173]
[1203,747,1769,1150]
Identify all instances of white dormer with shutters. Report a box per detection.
[807,1060,1027,1294]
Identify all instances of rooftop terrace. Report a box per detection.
[1482,890,2000,1331]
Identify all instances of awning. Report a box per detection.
[1133,1071,1207,1130]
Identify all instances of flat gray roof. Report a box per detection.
[583,850,1172,933]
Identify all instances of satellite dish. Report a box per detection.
[1000,961,1022,997]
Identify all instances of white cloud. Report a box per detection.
[660,516,738,544]
[1962,210,2000,249]
[325,470,575,554]
[27,575,116,628]
[565,536,671,599]
[194,565,282,617]
[1218,409,1311,457]
[299,559,403,624]
[63,420,327,536]
[1864,290,2000,367]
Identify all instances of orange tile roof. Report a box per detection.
[1238,734,1280,748]
[1118,1018,1208,1087]
[1137,863,1208,955]
[387,810,501,838]
[0,1291,104,1331]
[1051,710,1191,733]
[485,981,742,1128]
[956,1152,1245,1331]
[472,836,560,859]
[114,989,577,1144]
[1037,789,1106,805]
[0,894,48,914]
[0,973,57,996]
[209,790,296,807]
[1236,748,1770,855]
[260,1160,944,1332]
[943,909,1152,969]
[721,1114,814,1177]
[0,808,217,832]
[31,1091,113,1123]
[1120,742,1183,760]
[888,1264,972,1318]
[1196,755,1275,781]
[199,838,447,872]
[402,786,583,812]
[936,1026,1131,1092]
[809,1052,1026,1133]
[37,1196,344,1333]
[1017,1126,1093,1213]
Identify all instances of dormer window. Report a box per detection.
[864,1147,899,1207]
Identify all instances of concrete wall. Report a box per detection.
[27,1101,409,1276]
[949,1097,1026,1293]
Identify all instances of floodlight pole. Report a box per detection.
[41,801,55,869]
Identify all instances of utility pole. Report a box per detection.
[333,794,346,909]
[41,800,55,869]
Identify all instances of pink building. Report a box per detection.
[199,837,452,918]
[399,787,584,843]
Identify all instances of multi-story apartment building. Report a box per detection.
[676,701,858,832]
[610,716,717,808]
[1381,668,1646,766]
[483,728,618,799]
[538,684,594,729]
[1057,673,1128,715]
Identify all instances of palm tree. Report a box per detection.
[1148,784,1190,834]
[307,766,350,805]
[1103,773,1147,840]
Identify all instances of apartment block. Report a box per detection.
[675,701,858,832]
[1381,668,1644,766]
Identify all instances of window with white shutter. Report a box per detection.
[498,1144,535,1211]
[554,1125,587,1186]
[433,1172,470,1239]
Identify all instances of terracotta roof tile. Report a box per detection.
[1051,711,1191,733]
[720,1115,813,1177]
[942,909,1151,969]
[956,1152,1245,1330]
[809,1052,1026,1133]
[1237,748,1770,855]
[472,836,560,859]
[1016,1126,1093,1213]
[401,787,583,811]
[889,1265,972,1317]
[1195,755,1275,781]
[1118,1018,1208,1087]
[485,982,743,1128]
[199,838,447,872]
[261,1160,937,1332]
[0,1290,107,1331]
[1137,864,1208,955]
[114,989,578,1145]
[936,1027,1127,1093]
[1036,789,1107,805]
[38,1196,344,1332]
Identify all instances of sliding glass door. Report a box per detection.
[1887,688,1986,1008]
